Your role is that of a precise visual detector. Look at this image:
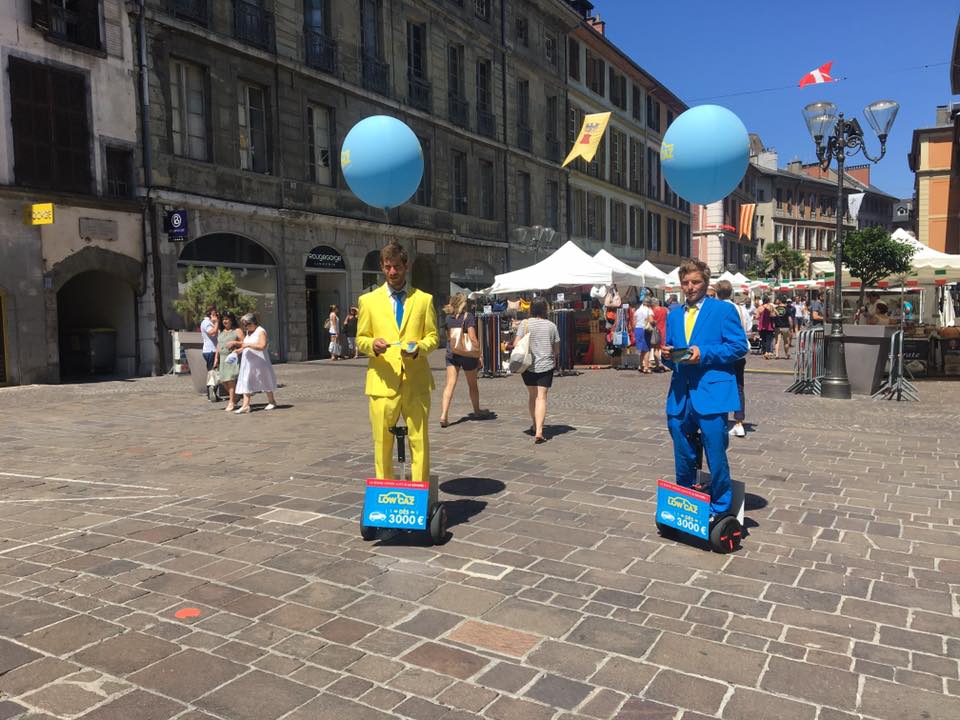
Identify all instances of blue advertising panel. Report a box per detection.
[656,479,710,539]
[363,479,429,530]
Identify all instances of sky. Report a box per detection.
[594,0,959,200]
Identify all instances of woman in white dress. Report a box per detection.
[233,313,278,414]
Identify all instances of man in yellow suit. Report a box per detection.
[356,241,439,501]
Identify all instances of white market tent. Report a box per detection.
[811,229,960,285]
[475,241,648,296]
[593,250,663,286]
[636,260,668,284]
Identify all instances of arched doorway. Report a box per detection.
[304,245,347,359]
[178,234,280,361]
[57,271,136,380]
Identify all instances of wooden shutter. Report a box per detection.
[103,0,124,57]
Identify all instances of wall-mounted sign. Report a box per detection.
[164,210,188,240]
[79,217,117,242]
[305,245,346,271]
[26,203,54,225]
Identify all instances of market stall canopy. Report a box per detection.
[812,229,960,285]
[662,267,681,288]
[635,260,668,284]
[592,249,657,286]
[474,241,645,296]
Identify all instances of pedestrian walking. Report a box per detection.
[327,305,341,360]
[757,296,776,360]
[233,313,278,413]
[515,298,559,444]
[809,292,825,327]
[651,297,668,371]
[773,297,792,359]
[633,297,653,373]
[343,306,359,358]
[200,305,219,370]
[439,292,493,428]
[715,281,750,438]
[217,311,244,412]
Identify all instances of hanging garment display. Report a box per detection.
[477,313,506,377]
[550,309,576,372]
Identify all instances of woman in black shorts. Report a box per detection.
[439,293,493,427]
[516,298,560,444]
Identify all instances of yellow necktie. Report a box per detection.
[685,305,698,343]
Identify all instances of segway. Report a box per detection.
[656,431,745,553]
[360,422,447,544]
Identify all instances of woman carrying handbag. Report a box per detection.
[439,293,493,428]
[512,298,559,444]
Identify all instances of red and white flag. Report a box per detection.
[799,61,834,88]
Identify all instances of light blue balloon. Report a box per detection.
[660,105,749,205]
[341,116,424,209]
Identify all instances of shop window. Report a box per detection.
[362,250,382,291]
[9,57,91,193]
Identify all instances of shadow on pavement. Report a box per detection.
[440,477,506,496]
[744,493,768,511]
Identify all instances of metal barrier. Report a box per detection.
[785,327,824,395]
[872,329,919,402]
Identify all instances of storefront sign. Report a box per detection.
[464,266,485,279]
[363,479,428,530]
[305,245,346,271]
[656,479,710,540]
[26,203,54,225]
[165,210,188,240]
[79,217,117,242]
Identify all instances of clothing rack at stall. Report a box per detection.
[477,312,506,378]
[550,309,577,375]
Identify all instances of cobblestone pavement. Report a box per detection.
[0,356,958,720]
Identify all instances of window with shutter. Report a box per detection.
[102,0,124,57]
[9,57,91,193]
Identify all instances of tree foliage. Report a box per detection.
[841,226,916,308]
[761,241,806,279]
[744,258,770,280]
[172,266,257,329]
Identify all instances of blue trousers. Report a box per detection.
[667,405,732,515]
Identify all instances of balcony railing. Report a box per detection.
[170,0,208,26]
[517,124,532,152]
[304,28,337,74]
[233,1,274,51]
[31,1,101,50]
[362,55,390,96]
[477,109,495,139]
[448,93,469,129]
[546,137,562,163]
[407,72,432,113]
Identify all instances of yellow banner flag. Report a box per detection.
[562,112,612,167]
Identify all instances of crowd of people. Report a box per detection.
[200,306,278,413]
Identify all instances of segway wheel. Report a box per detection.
[428,504,447,545]
[709,516,742,554]
[360,521,377,541]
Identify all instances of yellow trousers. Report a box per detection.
[368,390,433,502]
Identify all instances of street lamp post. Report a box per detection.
[802,100,899,399]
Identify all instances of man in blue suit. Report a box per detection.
[662,259,748,516]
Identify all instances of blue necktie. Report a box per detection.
[393,290,405,329]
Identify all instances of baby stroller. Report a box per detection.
[748,324,762,355]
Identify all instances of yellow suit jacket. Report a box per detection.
[356,284,438,398]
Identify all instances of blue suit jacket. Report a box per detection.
[664,297,749,417]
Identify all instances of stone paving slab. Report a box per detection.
[0,360,959,719]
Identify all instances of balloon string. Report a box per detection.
[690,61,948,102]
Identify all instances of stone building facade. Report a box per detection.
[146,0,581,363]
[0,0,148,385]
[564,11,690,271]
